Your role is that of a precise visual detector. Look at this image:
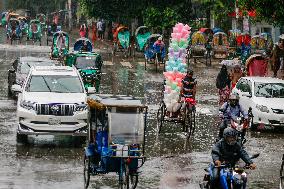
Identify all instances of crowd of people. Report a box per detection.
[79,19,107,45]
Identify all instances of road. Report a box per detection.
[0,34,283,189]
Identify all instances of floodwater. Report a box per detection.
[0,28,283,189]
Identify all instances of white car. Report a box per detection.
[13,66,90,143]
[232,76,284,129]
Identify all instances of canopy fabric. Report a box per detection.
[74,37,92,52]
[246,55,267,76]
[118,31,130,48]
[136,32,151,50]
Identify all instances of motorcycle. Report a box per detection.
[230,117,248,146]
[200,154,259,189]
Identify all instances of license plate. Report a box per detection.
[48,118,61,125]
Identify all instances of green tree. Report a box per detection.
[238,0,284,26]
[7,0,66,16]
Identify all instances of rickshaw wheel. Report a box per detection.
[83,155,91,189]
[182,106,188,132]
[280,154,284,189]
[187,106,196,136]
[154,54,159,73]
[157,102,165,133]
[127,173,138,189]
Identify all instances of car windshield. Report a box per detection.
[20,62,55,74]
[26,75,84,93]
[254,82,284,98]
[75,56,98,69]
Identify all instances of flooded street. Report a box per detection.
[0,29,283,189]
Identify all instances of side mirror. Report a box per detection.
[242,92,252,98]
[87,87,96,94]
[11,84,22,93]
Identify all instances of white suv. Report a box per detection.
[14,66,89,143]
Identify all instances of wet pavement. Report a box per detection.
[0,28,283,189]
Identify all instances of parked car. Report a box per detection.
[13,66,92,143]
[8,56,58,98]
[232,76,284,130]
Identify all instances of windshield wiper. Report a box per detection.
[41,76,51,92]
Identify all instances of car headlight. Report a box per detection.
[75,104,88,111]
[20,100,36,110]
[256,104,269,113]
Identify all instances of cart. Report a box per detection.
[112,26,131,57]
[144,34,166,72]
[84,94,147,189]
[157,93,196,135]
[190,31,211,65]
[212,32,229,59]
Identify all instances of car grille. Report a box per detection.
[272,109,284,114]
[35,104,76,116]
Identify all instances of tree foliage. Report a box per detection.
[238,0,284,26]
[7,0,66,15]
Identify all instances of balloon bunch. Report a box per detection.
[163,23,191,111]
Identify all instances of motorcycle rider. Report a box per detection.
[210,127,256,188]
[219,93,248,139]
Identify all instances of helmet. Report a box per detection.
[229,94,239,107]
[223,127,238,145]
[229,94,239,100]
[158,36,162,41]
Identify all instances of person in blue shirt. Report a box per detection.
[219,93,248,139]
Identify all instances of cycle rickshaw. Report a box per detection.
[18,16,28,36]
[46,23,61,45]
[189,31,211,65]
[84,94,147,189]
[212,31,229,59]
[36,13,47,33]
[27,19,42,45]
[133,26,151,56]
[1,11,8,26]
[157,90,196,135]
[144,34,166,72]
[112,26,131,57]
[6,18,22,44]
[50,31,69,61]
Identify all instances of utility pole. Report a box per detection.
[68,0,72,31]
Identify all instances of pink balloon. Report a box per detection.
[184,24,191,31]
[173,27,179,33]
[171,33,177,38]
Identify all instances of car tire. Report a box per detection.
[16,133,28,144]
